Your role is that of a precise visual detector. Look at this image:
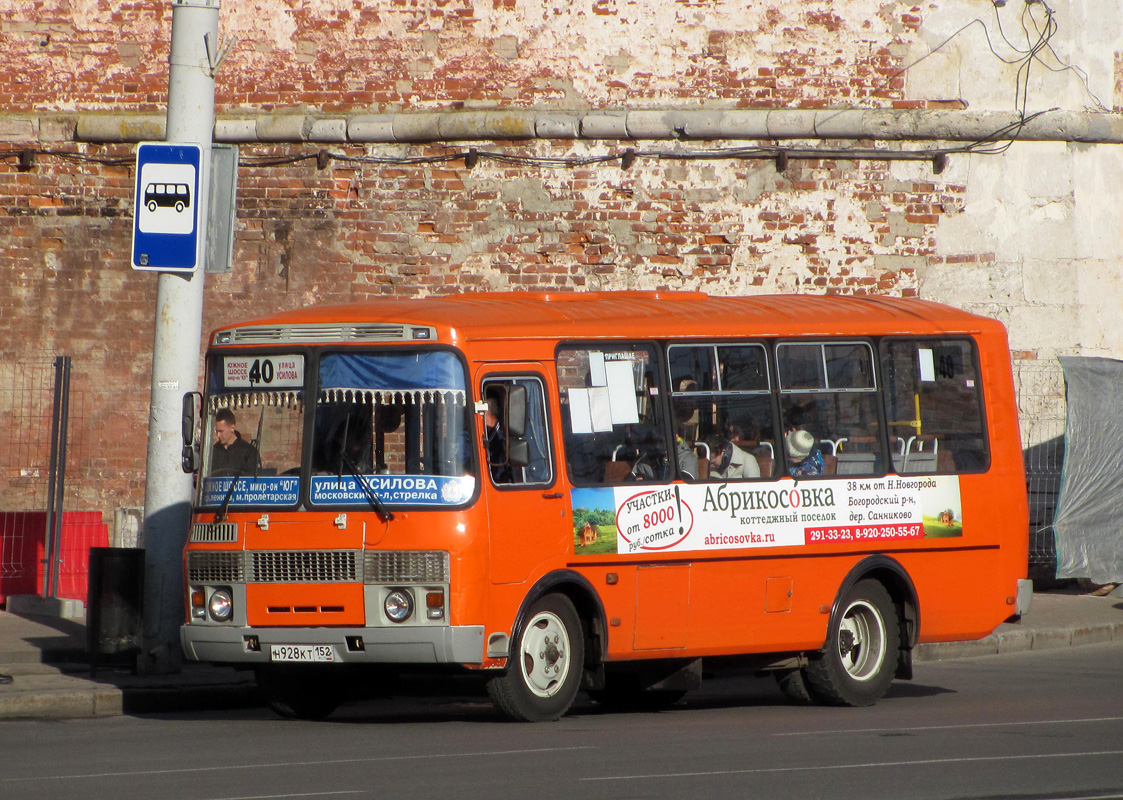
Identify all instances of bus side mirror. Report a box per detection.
[508,438,530,469]
[181,391,201,473]
[506,384,528,439]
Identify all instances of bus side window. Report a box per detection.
[481,376,553,486]
[669,342,773,482]
[778,341,882,478]
[557,344,665,485]
[879,338,988,474]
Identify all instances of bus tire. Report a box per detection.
[256,666,342,720]
[803,579,900,707]
[774,668,814,704]
[487,593,583,722]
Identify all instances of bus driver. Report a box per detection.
[211,408,260,476]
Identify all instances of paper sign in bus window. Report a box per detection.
[568,387,614,434]
[605,359,640,425]
[918,348,936,382]
[588,351,607,387]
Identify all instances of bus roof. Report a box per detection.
[211,292,1004,345]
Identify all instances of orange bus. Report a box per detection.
[179,292,1031,720]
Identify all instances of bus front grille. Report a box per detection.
[250,550,359,583]
[218,323,433,345]
[364,551,449,583]
[187,550,447,585]
[188,551,245,583]
[190,522,238,543]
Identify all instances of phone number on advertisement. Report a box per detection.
[806,524,923,543]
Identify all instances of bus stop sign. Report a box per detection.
[131,142,203,272]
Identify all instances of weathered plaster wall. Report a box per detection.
[1,0,1119,513]
[908,2,1123,363]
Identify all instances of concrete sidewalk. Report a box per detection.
[1,589,1121,720]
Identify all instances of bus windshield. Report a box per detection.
[197,350,475,510]
[308,350,474,508]
[199,354,306,510]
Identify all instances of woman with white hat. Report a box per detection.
[785,428,824,477]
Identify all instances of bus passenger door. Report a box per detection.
[479,370,569,584]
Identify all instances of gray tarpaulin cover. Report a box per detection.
[1052,356,1123,583]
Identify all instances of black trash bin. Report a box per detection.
[86,546,144,675]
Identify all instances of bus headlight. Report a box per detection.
[208,589,234,622]
[384,589,413,623]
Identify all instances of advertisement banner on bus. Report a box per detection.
[572,475,962,556]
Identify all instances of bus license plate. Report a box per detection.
[270,645,334,663]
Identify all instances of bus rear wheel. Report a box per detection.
[487,593,583,722]
[802,579,900,707]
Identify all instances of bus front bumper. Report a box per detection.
[181,623,486,666]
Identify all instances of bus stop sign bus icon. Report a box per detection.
[132,142,203,272]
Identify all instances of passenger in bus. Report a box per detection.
[211,408,260,476]
[673,412,700,481]
[676,432,700,480]
[704,432,760,479]
[785,428,824,477]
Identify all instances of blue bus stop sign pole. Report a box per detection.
[131,142,203,272]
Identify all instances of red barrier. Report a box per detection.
[0,512,109,603]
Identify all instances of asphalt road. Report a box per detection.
[1,642,1121,800]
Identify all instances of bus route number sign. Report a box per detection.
[223,355,304,388]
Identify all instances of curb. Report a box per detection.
[0,677,260,720]
[914,620,1123,662]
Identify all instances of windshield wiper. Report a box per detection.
[339,448,394,522]
[215,466,242,524]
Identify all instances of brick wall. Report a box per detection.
[2,2,917,114]
[1,0,1114,517]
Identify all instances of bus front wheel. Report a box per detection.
[803,579,900,707]
[487,593,584,722]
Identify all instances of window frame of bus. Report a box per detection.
[878,335,991,475]
[480,374,555,489]
[667,341,778,480]
[556,341,669,487]
[306,345,478,510]
[775,339,885,478]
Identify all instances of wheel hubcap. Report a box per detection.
[838,599,886,681]
[520,611,570,698]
